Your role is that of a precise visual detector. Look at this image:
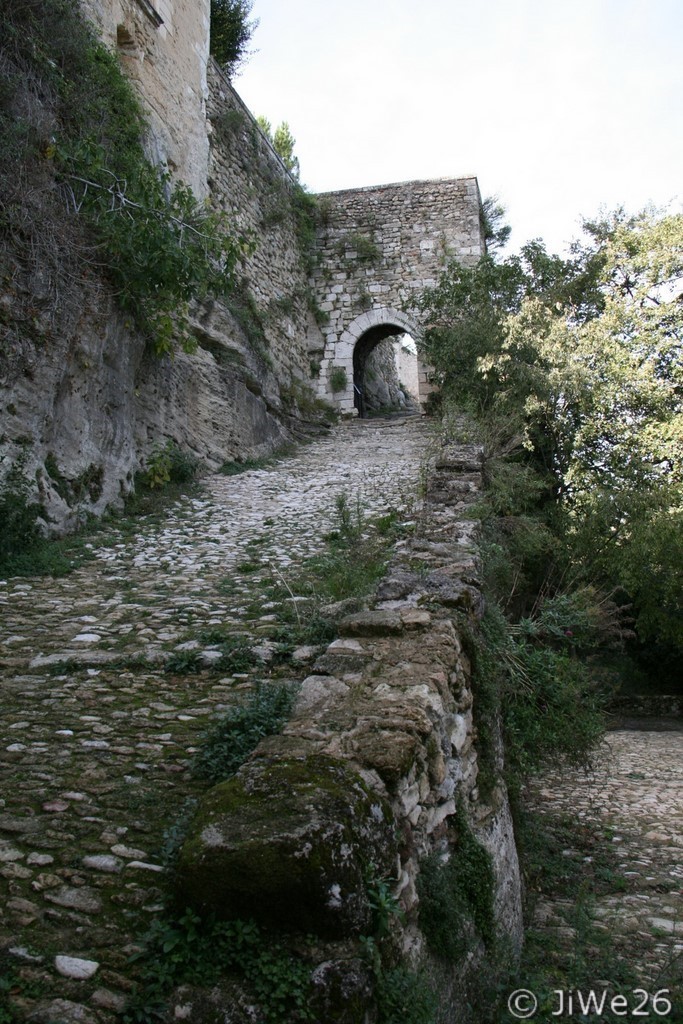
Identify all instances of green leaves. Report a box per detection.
[421,207,683,661]
[57,134,249,353]
[191,683,295,784]
[126,911,314,1023]
[210,0,258,78]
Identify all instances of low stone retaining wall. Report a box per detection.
[608,694,682,722]
[175,439,523,1020]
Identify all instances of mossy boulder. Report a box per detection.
[175,754,397,938]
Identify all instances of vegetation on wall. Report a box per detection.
[338,231,382,263]
[329,366,348,393]
[1,0,252,356]
[417,803,496,960]
[209,0,258,78]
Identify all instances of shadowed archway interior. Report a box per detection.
[352,321,405,413]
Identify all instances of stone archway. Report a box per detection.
[352,325,410,417]
[323,307,433,415]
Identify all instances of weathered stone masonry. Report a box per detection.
[176,438,523,1021]
[310,178,485,412]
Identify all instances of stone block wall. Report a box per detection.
[81,0,211,197]
[206,63,325,388]
[310,177,485,412]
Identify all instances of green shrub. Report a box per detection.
[358,286,373,310]
[467,599,605,790]
[0,454,42,566]
[504,643,604,778]
[224,285,270,358]
[329,366,348,393]
[142,441,198,489]
[376,968,437,1024]
[163,650,203,675]
[210,0,258,78]
[266,494,402,619]
[338,232,381,263]
[191,683,295,784]
[290,185,319,273]
[124,910,314,1024]
[307,290,330,326]
[0,453,74,577]
[417,804,495,960]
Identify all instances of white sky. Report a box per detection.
[235,0,682,255]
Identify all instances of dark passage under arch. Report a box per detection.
[353,324,418,418]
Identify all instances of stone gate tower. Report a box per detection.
[310,177,485,414]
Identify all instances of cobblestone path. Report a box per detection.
[0,417,434,1023]
[529,727,683,994]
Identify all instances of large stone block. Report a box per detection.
[175,754,396,938]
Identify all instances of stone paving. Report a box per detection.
[2,415,681,1021]
[0,417,435,1023]
[528,727,683,991]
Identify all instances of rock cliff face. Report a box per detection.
[0,52,325,533]
[362,337,416,414]
[0,264,297,532]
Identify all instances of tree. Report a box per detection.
[256,118,300,179]
[210,0,258,78]
[418,207,683,667]
[273,122,300,179]
[481,195,511,254]
[417,240,602,419]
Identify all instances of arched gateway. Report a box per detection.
[327,307,429,416]
[309,176,485,416]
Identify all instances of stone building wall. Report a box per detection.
[310,177,485,412]
[205,63,325,388]
[81,0,211,197]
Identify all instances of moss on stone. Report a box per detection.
[175,754,397,938]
